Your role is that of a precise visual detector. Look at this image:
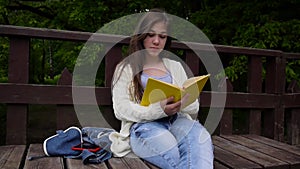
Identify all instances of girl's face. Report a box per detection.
[143,22,168,57]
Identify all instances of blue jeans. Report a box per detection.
[130,114,214,169]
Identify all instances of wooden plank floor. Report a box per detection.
[213,135,300,169]
[1,135,300,169]
[0,145,26,169]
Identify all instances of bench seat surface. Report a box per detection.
[1,135,300,169]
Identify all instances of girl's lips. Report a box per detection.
[150,47,159,49]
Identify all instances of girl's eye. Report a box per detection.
[147,33,155,37]
[159,34,167,39]
[147,33,167,39]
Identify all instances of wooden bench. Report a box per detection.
[1,135,300,169]
[1,25,300,169]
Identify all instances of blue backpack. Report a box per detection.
[43,126,82,157]
[29,126,113,164]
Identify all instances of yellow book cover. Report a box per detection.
[140,74,210,108]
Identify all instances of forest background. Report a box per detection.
[0,0,299,144]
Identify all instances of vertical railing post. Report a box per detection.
[287,80,300,145]
[105,44,123,87]
[247,55,263,135]
[56,68,80,130]
[264,53,286,141]
[102,44,123,131]
[217,78,233,135]
[184,50,203,120]
[184,50,200,77]
[6,37,30,145]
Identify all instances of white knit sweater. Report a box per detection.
[109,58,200,157]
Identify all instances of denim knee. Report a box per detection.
[130,122,180,168]
[143,147,180,169]
[198,126,211,144]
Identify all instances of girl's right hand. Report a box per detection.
[160,94,190,116]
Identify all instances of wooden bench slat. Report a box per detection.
[107,157,151,169]
[143,160,160,169]
[66,158,108,169]
[214,145,262,169]
[0,145,26,169]
[243,134,300,156]
[213,160,230,169]
[1,139,300,169]
[213,136,288,168]
[222,135,300,168]
[24,144,64,169]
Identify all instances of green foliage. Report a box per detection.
[232,20,300,52]
[190,0,300,83]
[0,38,9,81]
[286,60,300,84]
[0,0,299,85]
[29,40,83,84]
[43,74,61,85]
[100,14,140,36]
[224,55,248,82]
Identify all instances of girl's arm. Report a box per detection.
[112,64,168,122]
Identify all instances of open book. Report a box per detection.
[140,74,210,108]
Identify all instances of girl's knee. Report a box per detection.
[199,128,212,144]
[143,147,180,169]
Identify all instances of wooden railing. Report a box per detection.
[0,25,299,145]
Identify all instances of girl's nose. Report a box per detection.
[153,35,159,45]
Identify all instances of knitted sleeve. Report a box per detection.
[111,64,168,122]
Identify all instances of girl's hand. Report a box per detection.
[160,94,190,116]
